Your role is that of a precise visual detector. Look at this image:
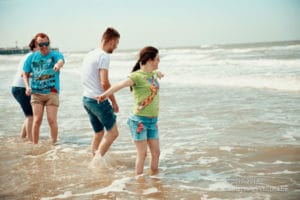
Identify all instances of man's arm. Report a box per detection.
[53,59,64,72]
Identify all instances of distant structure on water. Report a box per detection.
[0,47,31,55]
[0,42,59,55]
[0,47,59,55]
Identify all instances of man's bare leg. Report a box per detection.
[98,124,119,156]
[92,130,104,156]
[46,105,58,144]
[32,104,44,144]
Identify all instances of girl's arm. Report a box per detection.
[22,71,31,96]
[95,78,134,103]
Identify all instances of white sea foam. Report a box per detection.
[77,149,88,154]
[142,187,159,195]
[60,147,74,153]
[89,152,112,169]
[208,181,235,191]
[245,163,255,167]
[282,131,299,141]
[41,177,132,200]
[198,157,219,165]
[201,194,256,200]
[165,75,300,92]
[273,160,293,165]
[271,170,300,175]
[45,149,59,161]
[219,146,232,151]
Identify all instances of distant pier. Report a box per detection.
[0,47,59,55]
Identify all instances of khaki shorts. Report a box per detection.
[31,93,59,107]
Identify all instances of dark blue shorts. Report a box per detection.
[82,96,116,133]
[11,87,33,116]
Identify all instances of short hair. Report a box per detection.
[101,27,120,44]
[34,33,50,43]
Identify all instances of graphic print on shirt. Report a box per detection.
[137,74,159,111]
[31,57,56,93]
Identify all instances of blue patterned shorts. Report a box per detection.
[127,114,159,141]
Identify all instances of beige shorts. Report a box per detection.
[31,93,59,107]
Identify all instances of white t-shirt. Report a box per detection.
[81,48,110,98]
[12,52,32,87]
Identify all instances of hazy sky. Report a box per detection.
[0,0,299,51]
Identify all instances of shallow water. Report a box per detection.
[0,137,299,199]
[1,41,300,199]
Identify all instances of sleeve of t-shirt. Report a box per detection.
[23,53,33,73]
[98,54,110,70]
[56,52,65,62]
[128,72,140,86]
[52,51,64,63]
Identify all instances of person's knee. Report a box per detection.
[138,151,147,160]
[156,149,161,158]
[94,131,104,139]
[26,116,33,120]
[33,116,43,126]
[47,117,57,127]
[108,124,119,139]
[111,131,118,140]
[152,149,160,159]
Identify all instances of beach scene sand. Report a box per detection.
[1,0,300,199]
[1,41,300,199]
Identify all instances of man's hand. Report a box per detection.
[112,102,119,113]
[53,64,61,72]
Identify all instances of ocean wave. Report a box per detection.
[164,75,300,92]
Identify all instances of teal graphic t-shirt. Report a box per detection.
[129,70,160,117]
[23,51,64,94]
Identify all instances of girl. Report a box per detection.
[95,46,163,175]
[11,38,37,141]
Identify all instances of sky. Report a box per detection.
[0,0,299,52]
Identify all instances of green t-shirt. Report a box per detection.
[129,70,160,117]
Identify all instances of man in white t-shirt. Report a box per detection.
[82,27,120,157]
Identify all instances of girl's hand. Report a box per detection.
[95,95,107,103]
[25,87,32,96]
[157,71,164,79]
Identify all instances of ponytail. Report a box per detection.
[130,61,140,91]
[131,61,141,73]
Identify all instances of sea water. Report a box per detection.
[0,41,299,199]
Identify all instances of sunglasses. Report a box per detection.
[38,42,50,47]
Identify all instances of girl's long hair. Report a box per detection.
[130,46,158,91]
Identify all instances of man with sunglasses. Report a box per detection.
[23,33,64,144]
